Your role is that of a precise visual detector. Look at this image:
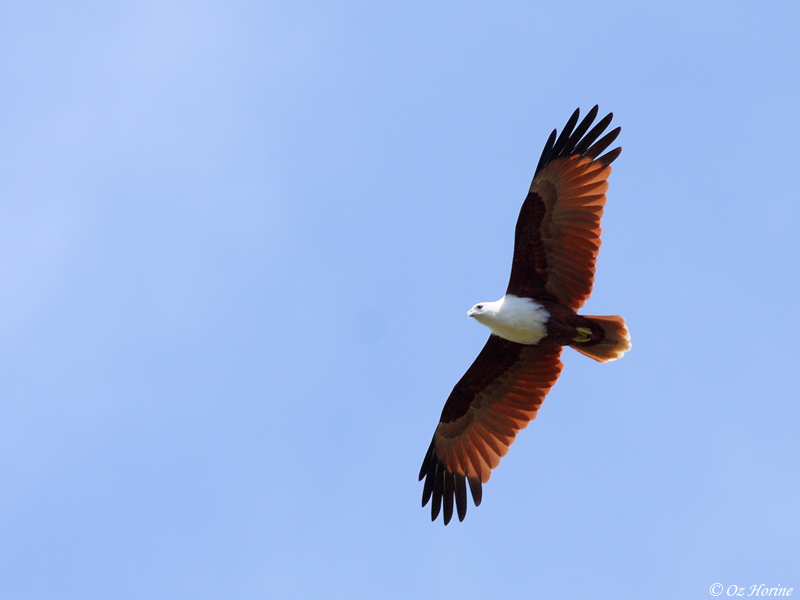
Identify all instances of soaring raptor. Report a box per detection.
[419,106,631,524]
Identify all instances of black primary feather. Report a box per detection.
[533,107,620,180]
[549,107,580,159]
[443,472,455,525]
[586,126,621,159]
[419,438,482,524]
[572,112,614,156]
[562,105,599,155]
[534,129,557,179]
[454,474,468,522]
[431,463,443,521]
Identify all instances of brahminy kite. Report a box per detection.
[419,106,631,524]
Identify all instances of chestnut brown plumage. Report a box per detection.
[419,107,631,524]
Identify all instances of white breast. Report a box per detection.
[472,294,550,345]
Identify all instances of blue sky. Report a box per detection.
[2,2,799,598]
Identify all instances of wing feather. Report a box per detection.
[419,336,563,524]
[507,108,621,309]
[573,112,614,155]
[561,105,599,155]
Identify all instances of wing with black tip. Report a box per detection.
[419,336,563,524]
[506,106,621,310]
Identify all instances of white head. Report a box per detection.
[466,300,502,326]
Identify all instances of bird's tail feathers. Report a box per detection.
[571,315,631,362]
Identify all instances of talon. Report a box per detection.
[573,327,592,343]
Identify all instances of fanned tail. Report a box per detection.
[572,315,631,363]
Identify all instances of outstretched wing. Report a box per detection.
[419,336,563,524]
[506,106,621,310]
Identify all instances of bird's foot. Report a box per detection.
[573,327,592,343]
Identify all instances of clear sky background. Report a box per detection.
[2,2,799,598]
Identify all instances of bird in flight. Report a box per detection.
[419,106,631,524]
